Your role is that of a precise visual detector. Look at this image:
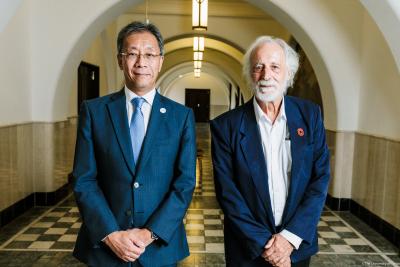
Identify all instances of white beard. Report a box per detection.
[253,80,286,103]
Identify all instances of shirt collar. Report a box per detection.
[124,86,156,106]
[253,96,287,124]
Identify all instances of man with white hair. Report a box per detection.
[210,36,330,267]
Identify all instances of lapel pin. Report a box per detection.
[297,128,304,137]
[160,108,166,113]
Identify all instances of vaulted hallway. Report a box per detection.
[1,0,400,266]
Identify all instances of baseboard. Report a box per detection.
[34,182,71,206]
[0,194,34,228]
[0,182,71,227]
[326,194,400,248]
[325,194,351,210]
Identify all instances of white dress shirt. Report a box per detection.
[102,87,155,242]
[125,86,155,133]
[253,97,303,250]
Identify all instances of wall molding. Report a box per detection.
[0,119,73,129]
[326,129,400,143]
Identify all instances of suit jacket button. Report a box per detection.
[133,182,139,189]
[125,210,132,216]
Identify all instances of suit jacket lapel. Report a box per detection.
[135,92,167,175]
[239,100,275,227]
[282,96,309,224]
[106,89,135,176]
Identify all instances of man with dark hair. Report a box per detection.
[73,21,196,267]
[211,36,330,267]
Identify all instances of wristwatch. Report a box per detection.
[147,228,159,240]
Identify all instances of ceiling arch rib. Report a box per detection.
[164,36,244,64]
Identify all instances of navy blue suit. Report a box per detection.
[72,90,196,267]
[210,96,330,266]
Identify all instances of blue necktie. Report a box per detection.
[130,97,145,165]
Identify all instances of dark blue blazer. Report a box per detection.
[72,90,196,267]
[210,96,330,266]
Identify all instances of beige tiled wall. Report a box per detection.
[0,120,76,211]
[0,124,34,211]
[328,129,400,229]
[352,133,400,229]
[326,130,355,199]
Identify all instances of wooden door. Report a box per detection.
[185,89,210,122]
[78,61,99,112]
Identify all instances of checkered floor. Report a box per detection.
[184,209,224,253]
[0,205,80,251]
[318,212,376,253]
[0,194,387,258]
[193,157,216,197]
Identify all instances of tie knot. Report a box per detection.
[131,97,145,109]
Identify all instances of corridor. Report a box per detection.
[0,124,398,266]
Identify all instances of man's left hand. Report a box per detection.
[128,228,154,247]
[262,234,294,266]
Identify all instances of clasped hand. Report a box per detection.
[104,228,153,262]
[262,234,293,267]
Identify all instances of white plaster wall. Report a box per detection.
[0,0,23,32]
[361,0,400,71]
[115,13,289,97]
[358,12,400,139]
[68,34,110,117]
[165,73,229,105]
[165,72,229,119]
[0,0,32,125]
[28,0,139,122]
[117,14,289,51]
[251,0,365,132]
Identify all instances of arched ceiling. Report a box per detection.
[158,46,250,99]
[164,36,244,63]
[157,61,236,97]
[125,0,272,19]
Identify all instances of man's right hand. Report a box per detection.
[104,231,146,262]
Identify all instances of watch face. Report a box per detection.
[151,231,159,240]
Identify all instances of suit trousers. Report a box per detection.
[263,257,310,267]
[293,258,310,267]
[130,262,177,267]
[226,257,310,267]
[89,262,177,267]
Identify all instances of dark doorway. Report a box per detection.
[78,61,100,112]
[185,89,210,122]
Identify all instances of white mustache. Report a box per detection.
[255,80,279,91]
[256,80,278,88]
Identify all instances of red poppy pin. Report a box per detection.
[297,128,304,137]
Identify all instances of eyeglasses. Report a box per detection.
[120,52,162,62]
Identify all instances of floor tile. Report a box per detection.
[319,231,340,238]
[344,238,367,245]
[28,241,55,249]
[58,234,77,242]
[206,243,224,253]
[14,234,39,242]
[44,228,68,235]
[330,244,355,253]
